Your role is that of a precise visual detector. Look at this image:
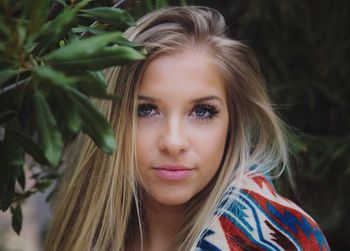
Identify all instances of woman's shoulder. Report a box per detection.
[196,175,331,251]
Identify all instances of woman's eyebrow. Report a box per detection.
[192,96,223,104]
[138,95,223,104]
[138,95,159,102]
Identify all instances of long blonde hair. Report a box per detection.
[45,6,289,251]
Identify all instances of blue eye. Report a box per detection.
[138,104,158,118]
[138,103,219,120]
[192,104,219,120]
[194,106,208,117]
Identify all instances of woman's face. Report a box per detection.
[136,50,229,206]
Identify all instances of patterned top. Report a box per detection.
[196,176,330,251]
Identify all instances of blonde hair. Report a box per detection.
[45,6,289,251]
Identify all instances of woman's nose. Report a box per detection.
[158,117,189,156]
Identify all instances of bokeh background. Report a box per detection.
[1,0,349,250]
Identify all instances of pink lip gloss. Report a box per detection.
[152,165,194,180]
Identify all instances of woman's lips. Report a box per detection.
[152,165,194,180]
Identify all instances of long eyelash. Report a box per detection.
[194,102,220,120]
[137,103,158,119]
[138,103,158,109]
[138,102,220,120]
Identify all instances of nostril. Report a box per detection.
[158,131,189,155]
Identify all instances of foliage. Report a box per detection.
[0,0,145,234]
[125,0,169,19]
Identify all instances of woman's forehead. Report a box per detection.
[138,51,227,102]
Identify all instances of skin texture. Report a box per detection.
[135,50,229,250]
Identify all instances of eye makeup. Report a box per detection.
[191,102,220,121]
[137,101,220,122]
[137,103,159,119]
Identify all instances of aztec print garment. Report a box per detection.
[196,175,330,251]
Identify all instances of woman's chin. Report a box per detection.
[147,192,194,207]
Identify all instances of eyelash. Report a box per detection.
[137,102,220,121]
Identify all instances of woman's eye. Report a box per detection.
[192,104,219,120]
[194,106,207,117]
[138,104,158,118]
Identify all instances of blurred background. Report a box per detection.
[1,0,349,250]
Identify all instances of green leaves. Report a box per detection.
[23,0,50,36]
[33,66,117,153]
[11,204,22,235]
[74,71,109,98]
[32,65,75,87]
[0,16,11,38]
[63,98,82,133]
[67,86,117,153]
[31,0,91,55]
[72,25,107,35]
[33,7,77,55]
[0,139,24,211]
[0,0,145,235]
[7,127,49,165]
[44,32,145,70]
[34,86,63,167]
[79,7,136,29]
[0,68,19,87]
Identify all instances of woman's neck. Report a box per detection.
[142,198,186,251]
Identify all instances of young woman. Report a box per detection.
[45,6,330,251]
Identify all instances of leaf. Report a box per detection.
[72,25,108,35]
[0,81,26,120]
[73,0,93,10]
[67,30,79,43]
[75,70,106,95]
[17,166,26,192]
[67,87,117,153]
[47,80,116,152]
[74,71,119,99]
[53,90,83,133]
[33,66,76,87]
[45,188,57,203]
[7,127,50,165]
[44,31,123,59]
[33,7,77,55]
[106,35,144,49]
[16,21,28,48]
[31,67,82,132]
[0,140,24,211]
[23,0,50,36]
[44,32,145,70]
[11,204,22,235]
[13,190,35,202]
[0,16,11,38]
[0,68,19,87]
[24,38,38,55]
[53,0,67,7]
[155,0,168,9]
[35,180,52,192]
[65,99,83,133]
[34,87,63,166]
[79,7,136,30]
[32,67,115,151]
[2,118,29,194]
[0,42,6,54]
